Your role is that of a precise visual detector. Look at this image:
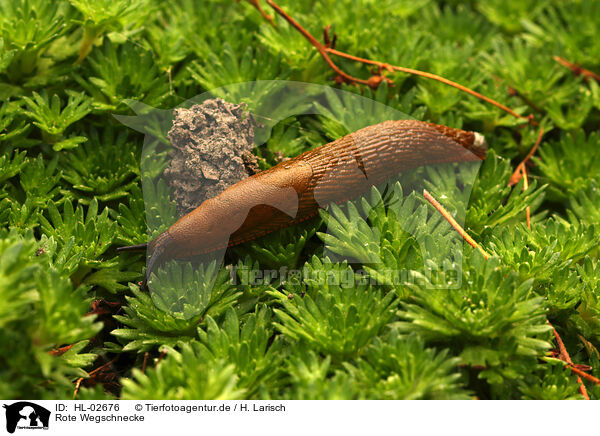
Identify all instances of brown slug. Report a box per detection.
[117,119,486,288]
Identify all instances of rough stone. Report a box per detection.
[164,98,258,217]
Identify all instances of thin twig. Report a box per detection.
[48,344,75,357]
[265,0,370,86]
[157,348,167,365]
[327,48,535,124]
[242,0,276,26]
[73,378,83,400]
[263,0,535,124]
[566,364,600,386]
[73,356,118,399]
[508,126,543,230]
[521,165,531,229]
[509,126,545,186]
[423,189,490,259]
[142,352,149,374]
[550,322,590,400]
[507,86,542,114]
[554,56,600,83]
[87,357,118,377]
[322,25,336,49]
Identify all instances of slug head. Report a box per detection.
[141,231,176,291]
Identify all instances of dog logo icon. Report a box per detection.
[3,402,50,433]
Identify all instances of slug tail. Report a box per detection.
[427,122,487,160]
[470,132,488,160]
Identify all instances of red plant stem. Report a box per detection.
[142,352,149,374]
[550,323,590,400]
[566,364,600,386]
[522,166,531,229]
[508,127,543,229]
[554,56,600,83]
[73,357,118,399]
[327,48,535,124]
[87,357,118,377]
[423,189,490,259]
[509,126,545,186]
[48,344,74,356]
[243,0,276,26]
[73,378,83,400]
[157,348,167,365]
[265,0,370,86]
[264,0,534,124]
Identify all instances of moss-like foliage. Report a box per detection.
[1,0,599,400]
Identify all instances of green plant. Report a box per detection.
[396,254,552,396]
[0,0,70,83]
[121,343,245,400]
[346,330,470,399]
[69,0,152,61]
[60,125,139,202]
[21,90,91,149]
[2,0,600,401]
[0,230,102,398]
[74,40,170,112]
[269,257,398,360]
[112,261,241,352]
[536,131,600,199]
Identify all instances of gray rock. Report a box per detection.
[164,98,258,217]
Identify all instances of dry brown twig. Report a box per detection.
[73,356,118,399]
[423,189,490,260]
[550,322,591,399]
[509,127,545,187]
[423,187,596,400]
[264,0,371,86]
[566,364,600,386]
[327,46,534,123]
[554,56,600,83]
[243,0,276,26]
[48,344,75,357]
[508,127,545,229]
[253,0,597,399]
[142,351,150,374]
[261,0,536,125]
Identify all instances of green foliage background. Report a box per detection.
[1,0,599,400]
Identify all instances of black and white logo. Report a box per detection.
[3,402,50,434]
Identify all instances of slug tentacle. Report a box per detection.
[141,231,175,291]
[115,242,148,252]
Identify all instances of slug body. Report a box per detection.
[120,120,486,285]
